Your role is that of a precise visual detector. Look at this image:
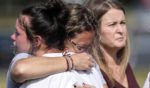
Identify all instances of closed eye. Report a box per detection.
[15,30,20,36]
[108,22,117,26]
[120,21,126,25]
[77,44,90,51]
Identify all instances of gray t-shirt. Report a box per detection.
[6,53,31,88]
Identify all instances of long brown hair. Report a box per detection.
[85,0,130,86]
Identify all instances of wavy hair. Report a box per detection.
[65,3,98,40]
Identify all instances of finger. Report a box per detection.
[89,58,95,67]
[92,58,94,63]
[89,63,94,67]
[88,59,94,67]
[86,63,94,71]
[88,55,93,62]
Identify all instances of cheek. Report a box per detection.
[18,39,31,52]
[123,29,127,41]
[100,30,116,47]
[21,43,31,53]
[101,30,114,41]
[23,40,31,49]
[123,26,127,34]
[100,33,113,45]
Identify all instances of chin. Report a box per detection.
[117,41,126,46]
[114,43,126,48]
[117,44,126,49]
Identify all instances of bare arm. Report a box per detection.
[11,52,93,83]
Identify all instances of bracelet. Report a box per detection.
[64,55,72,71]
[64,56,69,71]
[69,55,75,70]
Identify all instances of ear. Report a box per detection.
[34,35,42,47]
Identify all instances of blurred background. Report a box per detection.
[0,0,150,88]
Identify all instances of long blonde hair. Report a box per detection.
[86,0,130,86]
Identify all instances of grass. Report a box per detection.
[0,69,7,88]
[134,68,150,87]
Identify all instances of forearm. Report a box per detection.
[11,56,67,83]
[11,52,94,83]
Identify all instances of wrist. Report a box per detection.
[63,55,74,71]
[69,55,75,70]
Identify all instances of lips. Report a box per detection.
[13,41,16,46]
[116,37,124,41]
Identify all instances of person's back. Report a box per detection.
[6,53,31,88]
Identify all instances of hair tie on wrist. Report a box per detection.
[64,55,69,71]
[69,55,75,70]
[63,55,73,71]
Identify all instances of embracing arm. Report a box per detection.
[11,56,67,83]
[11,52,93,83]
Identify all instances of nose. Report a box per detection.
[116,24,123,33]
[11,33,16,40]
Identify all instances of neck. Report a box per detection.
[101,45,118,65]
[34,46,62,56]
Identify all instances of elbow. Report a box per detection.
[11,62,27,83]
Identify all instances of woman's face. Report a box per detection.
[100,8,127,50]
[11,16,32,53]
[70,31,94,53]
